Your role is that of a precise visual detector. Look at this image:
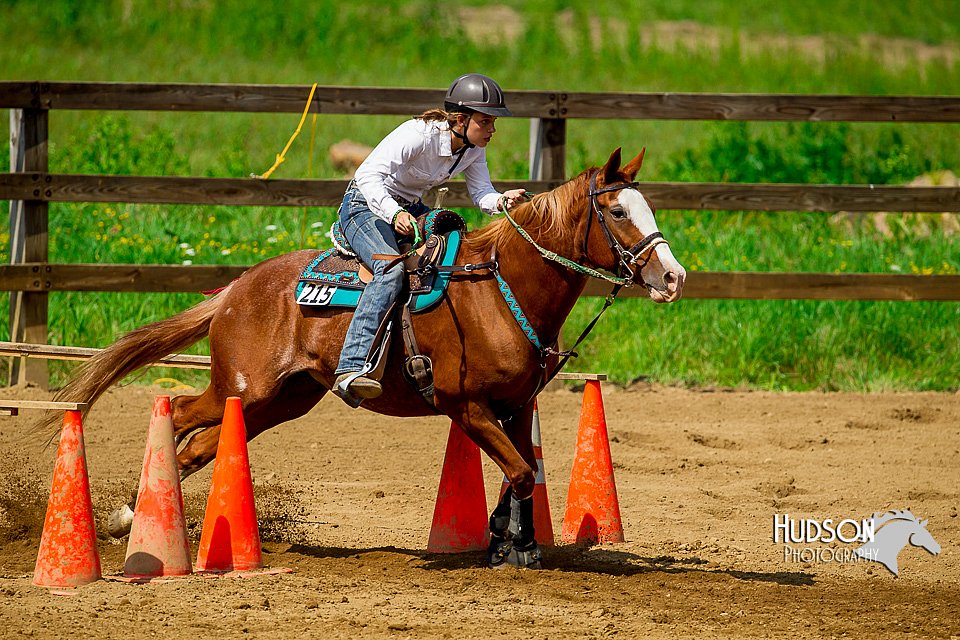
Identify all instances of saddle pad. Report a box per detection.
[296,230,463,314]
[298,248,366,290]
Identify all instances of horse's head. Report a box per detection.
[583,148,686,303]
[909,519,941,556]
[865,510,941,565]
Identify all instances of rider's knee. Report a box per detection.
[377,265,404,292]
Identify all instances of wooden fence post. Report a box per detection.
[528,117,566,182]
[528,118,541,181]
[8,109,23,385]
[8,108,49,388]
[529,114,567,364]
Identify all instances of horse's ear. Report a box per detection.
[921,519,928,527]
[601,147,622,185]
[622,147,646,180]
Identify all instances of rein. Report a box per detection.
[377,176,671,406]
[495,176,671,380]
[501,205,631,286]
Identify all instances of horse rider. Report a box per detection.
[334,73,527,403]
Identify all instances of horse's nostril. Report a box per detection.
[664,271,677,285]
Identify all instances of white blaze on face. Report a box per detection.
[618,189,687,302]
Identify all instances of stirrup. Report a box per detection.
[333,364,377,408]
[332,381,363,409]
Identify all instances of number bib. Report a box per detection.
[295,282,338,306]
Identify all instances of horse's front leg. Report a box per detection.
[487,402,542,569]
[502,402,538,487]
[447,400,540,567]
[451,401,536,496]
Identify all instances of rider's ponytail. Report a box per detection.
[417,109,459,127]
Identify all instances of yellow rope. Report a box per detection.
[308,112,318,177]
[300,111,319,244]
[255,82,319,180]
[152,377,195,392]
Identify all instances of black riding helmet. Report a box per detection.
[443,73,512,117]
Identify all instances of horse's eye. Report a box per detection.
[609,207,626,219]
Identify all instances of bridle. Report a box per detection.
[493,168,675,388]
[584,170,670,283]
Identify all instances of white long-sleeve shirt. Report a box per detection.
[353,118,503,222]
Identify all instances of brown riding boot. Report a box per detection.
[334,372,383,400]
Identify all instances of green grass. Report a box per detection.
[0,0,958,391]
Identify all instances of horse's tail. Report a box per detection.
[36,287,229,436]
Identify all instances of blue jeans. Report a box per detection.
[335,184,429,375]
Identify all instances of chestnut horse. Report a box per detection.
[47,148,685,567]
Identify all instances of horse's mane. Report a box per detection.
[871,510,920,528]
[465,167,595,255]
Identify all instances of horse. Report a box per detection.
[44,147,686,567]
[854,510,940,576]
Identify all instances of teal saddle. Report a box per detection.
[295,209,467,313]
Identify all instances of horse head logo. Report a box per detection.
[854,510,940,576]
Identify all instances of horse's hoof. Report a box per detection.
[487,536,513,568]
[509,541,543,569]
[107,504,135,538]
[487,538,542,570]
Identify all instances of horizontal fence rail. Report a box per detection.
[2,82,960,122]
[0,341,211,369]
[585,274,960,301]
[1,173,959,212]
[3,81,959,386]
[0,263,956,301]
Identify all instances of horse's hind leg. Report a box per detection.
[174,371,327,475]
[171,388,227,448]
[108,371,327,538]
[107,384,228,538]
[107,387,219,538]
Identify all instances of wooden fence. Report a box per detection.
[2,81,959,386]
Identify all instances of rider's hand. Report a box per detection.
[500,189,527,211]
[393,210,417,237]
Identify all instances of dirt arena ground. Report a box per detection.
[0,382,957,639]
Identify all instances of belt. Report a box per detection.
[394,193,423,208]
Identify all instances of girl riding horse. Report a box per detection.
[334,73,526,403]
[44,136,685,567]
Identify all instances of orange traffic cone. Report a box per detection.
[123,396,192,578]
[500,401,554,545]
[427,422,488,553]
[561,381,624,544]
[195,397,262,572]
[33,410,102,587]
